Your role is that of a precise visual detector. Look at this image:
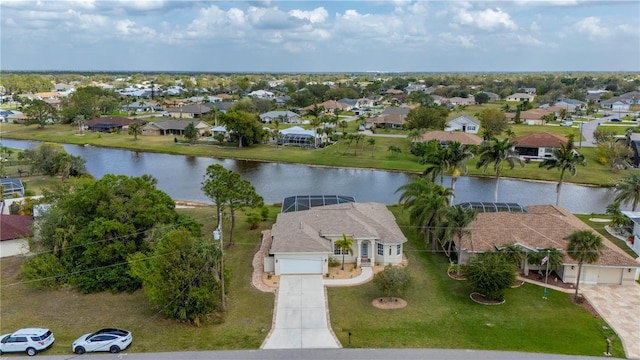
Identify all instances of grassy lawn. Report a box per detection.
[0,123,633,186]
[0,206,275,355]
[328,207,625,357]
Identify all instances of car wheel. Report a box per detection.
[110,345,120,353]
[26,347,37,356]
[75,346,86,354]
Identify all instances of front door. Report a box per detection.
[362,242,369,258]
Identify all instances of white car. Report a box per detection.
[72,328,132,354]
[0,328,55,356]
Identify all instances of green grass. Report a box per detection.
[0,206,275,355]
[328,207,625,357]
[575,214,639,259]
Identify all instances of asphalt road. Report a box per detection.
[32,348,618,360]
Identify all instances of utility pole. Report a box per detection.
[213,210,225,310]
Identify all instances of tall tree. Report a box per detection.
[478,108,509,140]
[24,99,56,128]
[420,140,448,186]
[538,135,585,206]
[184,122,199,144]
[396,177,452,252]
[306,104,325,147]
[335,233,354,270]
[405,106,448,131]
[128,122,142,141]
[446,141,475,203]
[442,205,477,275]
[614,173,640,211]
[219,110,264,148]
[476,138,524,202]
[567,230,603,303]
[128,228,223,323]
[201,164,263,246]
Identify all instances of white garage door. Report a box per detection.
[598,268,623,285]
[279,258,323,275]
[582,267,598,284]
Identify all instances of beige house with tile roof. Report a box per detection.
[264,202,407,275]
[460,205,639,286]
[513,132,569,160]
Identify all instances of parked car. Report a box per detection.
[0,328,55,356]
[560,121,573,127]
[72,328,132,354]
[161,111,171,117]
[611,118,620,122]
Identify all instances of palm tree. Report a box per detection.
[334,233,354,270]
[614,173,640,211]
[567,230,603,303]
[128,122,142,141]
[442,205,477,275]
[476,138,524,202]
[306,104,324,147]
[538,135,585,206]
[396,177,452,252]
[498,243,524,271]
[606,202,631,234]
[420,140,448,186]
[368,137,376,157]
[446,141,475,203]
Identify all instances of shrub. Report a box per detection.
[373,265,413,298]
[465,252,515,301]
[19,253,67,289]
[328,257,341,268]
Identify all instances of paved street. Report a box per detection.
[34,348,620,360]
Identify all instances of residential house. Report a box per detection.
[164,104,211,119]
[506,93,535,102]
[248,90,275,99]
[264,202,407,275]
[301,100,351,114]
[142,119,211,136]
[445,115,480,134]
[207,101,235,114]
[337,98,358,109]
[555,98,586,112]
[365,106,412,129]
[121,101,161,113]
[415,131,483,146]
[505,106,563,125]
[0,214,33,257]
[275,96,291,107]
[601,91,640,110]
[458,204,638,286]
[86,117,144,133]
[477,91,500,101]
[278,126,324,148]
[513,132,569,160]
[522,87,537,95]
[619,211,640,255]
[259,111,301,124]
[444,96,475,106]
[0,178,25,198]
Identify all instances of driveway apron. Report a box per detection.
[262,275,340,349]
[581,284,640,360]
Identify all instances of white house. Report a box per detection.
[445,115,480,134]
[264,202,407,275]
[0,214,32,257]
[259,111,301,124]
[621,211,640,255]
[506,93,535,102]
[248,90,275,99]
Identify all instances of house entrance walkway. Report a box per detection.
[261,275,340,349]
[581,284,640,360]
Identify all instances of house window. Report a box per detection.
[333,244,343,255]
[397,244,401,255]
[467,126,476,131]
[377,243,384,256]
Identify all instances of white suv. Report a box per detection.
[0,328,55,356]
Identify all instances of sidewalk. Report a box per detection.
[324,267,373,287]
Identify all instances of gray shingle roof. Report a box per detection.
[270,202,407,254]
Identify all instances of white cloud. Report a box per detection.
[288,7,328,24]
[453,4,517,31]
[574,16,611,39]
[438,32,475,48]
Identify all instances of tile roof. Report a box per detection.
[466,205,638,267]
[0,215,33,241]
[270,202,407,254]
[514,132,568,148]
[417,131,483,145]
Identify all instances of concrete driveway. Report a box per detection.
[262,275,340,349]
[581,284,640,360]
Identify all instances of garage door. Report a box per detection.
[582,267,598,284]
[598,268,623,285]
[279,258,323,275]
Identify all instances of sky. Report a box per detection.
[1,0,639,73]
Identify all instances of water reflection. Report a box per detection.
[0,139,619,214]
